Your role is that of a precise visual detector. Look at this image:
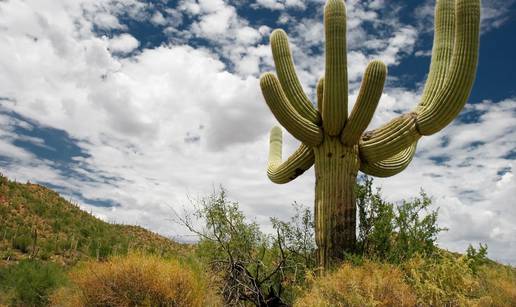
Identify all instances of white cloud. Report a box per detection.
[93,12,126,30]
[192,5,236,36]
[255,0,285,10]
[252,0,306,10]
[108,33,140,54]
[150,11,167,26]
[480,0,516,32]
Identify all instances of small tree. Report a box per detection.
[356,176,447,263]
[466,243,489,274]
[271,202,316,276]
[177,189,316,306]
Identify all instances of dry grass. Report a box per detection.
[403,253,479,306]
[475,264,516,306]
[294,260,416,307]
[51,252,220,306]
[403,253,516,307]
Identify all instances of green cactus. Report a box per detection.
[260,0,480,269]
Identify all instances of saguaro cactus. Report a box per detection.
[260,0,480,269]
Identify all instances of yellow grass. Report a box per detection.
[475,264,516,306]
[51,252,221,306]
[294,260,416,307]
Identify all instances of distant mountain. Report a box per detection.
[0,174,191,266]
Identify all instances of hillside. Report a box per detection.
[0,174,191,266]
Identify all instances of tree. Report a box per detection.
[260,0,480,268]
[356,176,446,263]
[176,189,316,306]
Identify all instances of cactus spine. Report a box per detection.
[260,0,480,269]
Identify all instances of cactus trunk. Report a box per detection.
[314,137,359,268]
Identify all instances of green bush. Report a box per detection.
[466,243,489,274]
[356,176,446,263]
[0,259,67,306]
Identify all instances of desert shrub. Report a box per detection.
[356,177,395,259]
[294,260,417,307]
[356,176,446,263]
[179,189,316,306]
[0,259,67,306]
[49,286,84,307]
[55,252,209,306]
[466,243,489,274]
[402,252,480,306]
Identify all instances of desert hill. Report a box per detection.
[0,174,191,266]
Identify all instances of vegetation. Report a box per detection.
[261,0,480,267]
[0,174,514,306]
[298,251,516,307]
[0,259,67,306]
[177,189,315,306]
[356,176,446,263]
[0,174,190,265]
[296,179,516,307]
[295,261,417,307]
[50,252,218,306]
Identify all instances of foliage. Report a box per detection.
[0,259,67,306]
[356,176,446,263]
[297,252,516,307]
[178,189,316,306]
[271,202,316,282]
[466,243,489,274]
[403,252,479,306]
[402,249,516,306]
[51,252,214,307]
[475,264,516,306]
[355,177,395,259]
[294,260,417,307]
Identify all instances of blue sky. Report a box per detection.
[0,0,515,264]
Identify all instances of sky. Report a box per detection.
[0,0,515,264]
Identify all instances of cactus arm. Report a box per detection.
[359,0,479,164]
[416,0,480,135]
[322,0,348,136]
[271,30,321,125]
[360,142,417,177]
[416,0,455,112]
[341,60,387,146]
[260,73,324,147]
[267,126,315,184]
[316,77,324,112]
[359,112,421,163]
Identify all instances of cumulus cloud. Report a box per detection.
[150,11,167,26]
[252,0,306,11]
[108,33,140,54]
